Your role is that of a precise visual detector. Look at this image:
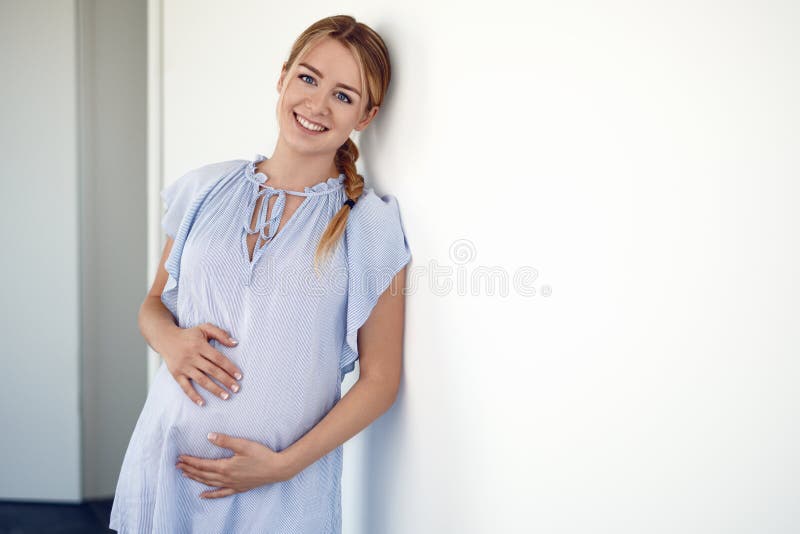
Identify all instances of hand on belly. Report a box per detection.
[175,430,296,499]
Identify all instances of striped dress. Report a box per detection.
[109,154,412,533]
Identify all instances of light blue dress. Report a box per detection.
[109,154,412,533]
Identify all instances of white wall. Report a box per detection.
[0,0,147,501]
[159,1,800,532]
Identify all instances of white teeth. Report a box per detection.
[295,113,327,132]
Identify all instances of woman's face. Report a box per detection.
[276,37,378,157]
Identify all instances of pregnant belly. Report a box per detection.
[147,356,338,459]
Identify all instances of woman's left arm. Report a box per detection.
[176,267,407,498]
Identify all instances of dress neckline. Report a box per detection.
[245,153,346,196]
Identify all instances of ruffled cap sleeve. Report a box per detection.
[160,160,244,239]
[341,188,412,379]
[159,159,247,320]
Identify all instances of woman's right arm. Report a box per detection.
[138,236,183,353]
[138,237,244,406]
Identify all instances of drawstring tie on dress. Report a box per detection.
[241,157,353,279]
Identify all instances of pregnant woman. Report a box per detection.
[110,15,411,533]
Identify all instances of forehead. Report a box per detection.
[298,38,361,87]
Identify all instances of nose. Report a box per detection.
[305,90,329,116]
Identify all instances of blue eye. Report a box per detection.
[298,74,353,104]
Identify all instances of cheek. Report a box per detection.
[342,107,362,123]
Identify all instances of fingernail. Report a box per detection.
[234,372,243,380]
[231,384,240,393]
[229,337,238,345]
[208,432,217,441]
[221,392,229,400]
[196,399,204,407]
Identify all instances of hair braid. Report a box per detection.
[313,137,363,272]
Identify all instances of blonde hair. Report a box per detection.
[279,15,391,271]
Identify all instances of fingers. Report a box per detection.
[188,369,233,401]
[166,323,244,406]
[194,358,241,397]
[199,323,244,381]
[200,323,241,349]
[175,375,206,407]
[200,488,236,499]
[178,455,222,473]
[178,462,224,486]
[200,345,244,388]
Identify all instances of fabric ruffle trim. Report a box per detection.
[246,153,346,194]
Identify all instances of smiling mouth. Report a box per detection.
[294,112,329,132]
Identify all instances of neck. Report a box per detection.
[258,142,341,189]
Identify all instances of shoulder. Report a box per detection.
[160,158,249,238]
[345,186,410,259]
[347,187,406,229]
[191,158,248,178]
[168,158,247,196]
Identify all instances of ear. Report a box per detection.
[354,105,380,132]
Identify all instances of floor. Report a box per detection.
[0,499,114,534]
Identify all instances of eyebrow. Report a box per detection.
[298,62,361,97]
